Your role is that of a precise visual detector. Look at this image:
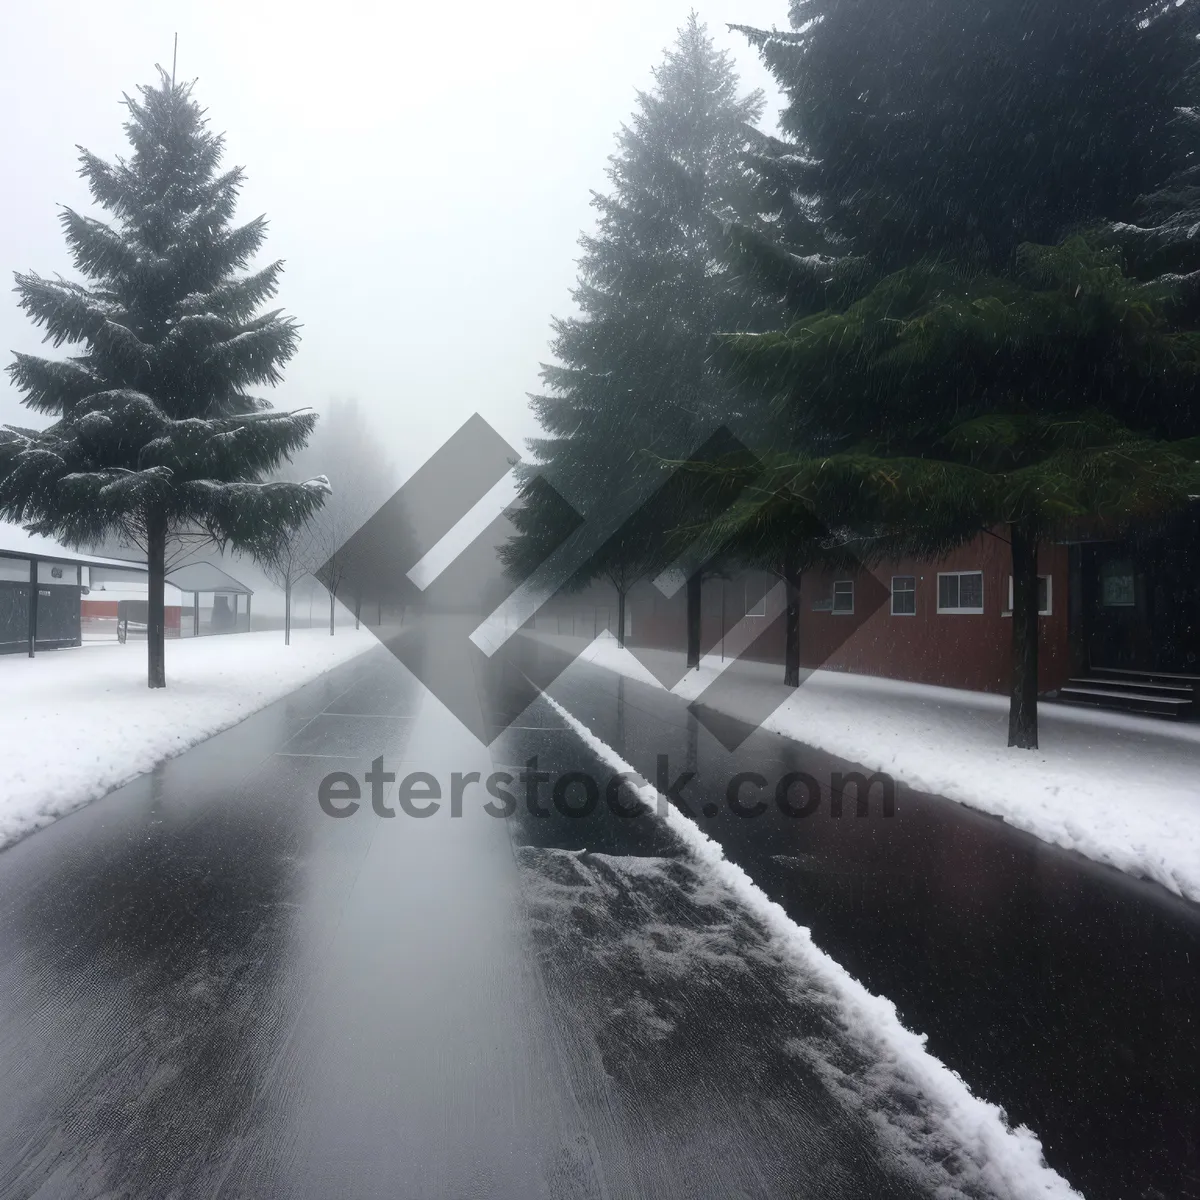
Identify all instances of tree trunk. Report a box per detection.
[329,585,337,636]
[355,594,361,630]
[1008,518,1040,749]
[783,553,802,688]
[146,511,167,688]
[616,587,627,650]
[686,569,702,670]
[284,580,292,647]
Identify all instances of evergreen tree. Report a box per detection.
[0,73,326,686]
[710,239,1200,747]
[734,0,1198,275]
[509,15,771,655]
[705,2,1200,740]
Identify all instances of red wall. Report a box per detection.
[532,532,1072,697]
[796,533,1070,693]
[82,599,183,636]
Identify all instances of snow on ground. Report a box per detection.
[542,692,1082,1200]
[0,628,377,849]
[539,630,1200,903]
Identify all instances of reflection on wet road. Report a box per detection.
[0,647,941,1199]
[3,642,1190,1198]
[537,647,1200,1200]
[0,652,574,1198]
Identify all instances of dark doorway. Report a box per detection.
[1078,510,1200,672]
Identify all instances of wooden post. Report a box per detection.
[686,569,702,670]
[720,582,726,662]
[27,557,37,658]
[1008,518,1041,749]
[783,552,802,688]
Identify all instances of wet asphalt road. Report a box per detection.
[537,649,1200,1200]
[0,646,929,1200]
[0,641,1196,1199]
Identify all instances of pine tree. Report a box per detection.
[734,0,1198,274]
[708,1,1200,732]
[710,238,1200,747]
[509,15,771,654]
[0,73,327,686]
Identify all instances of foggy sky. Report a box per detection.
[0,0,783,485]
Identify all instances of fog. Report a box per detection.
[0,0,782,482]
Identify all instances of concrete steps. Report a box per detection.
[1054,668,1199,719]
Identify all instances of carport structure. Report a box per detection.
[166,561,255,637]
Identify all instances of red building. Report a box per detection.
[533,510,1199,714]
[793,533,1070,694]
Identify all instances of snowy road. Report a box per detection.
[539,647,1200,1200]
[0,644,1192,1197]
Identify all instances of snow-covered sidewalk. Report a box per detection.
[0,627,378,849]
[539,631,1200,904]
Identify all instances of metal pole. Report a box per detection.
[27,557,37,657]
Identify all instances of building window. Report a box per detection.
[937,571,984,614]
[891,575,916,616]
[37,560,73,586]
[1005,575,1052,616]
[744,582,766,617]
[1100,559,1136,607]
[0,558,31,583]
[832,580,855,614]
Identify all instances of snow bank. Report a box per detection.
[542,692,1082,1200]
[0,628,377,849]
[547,631,1200,903]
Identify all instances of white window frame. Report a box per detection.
[1004,575,1052,617]
[744,582,766,617]
[890,575,917,616]
[937,570,985,615]
[831,579,855,615]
